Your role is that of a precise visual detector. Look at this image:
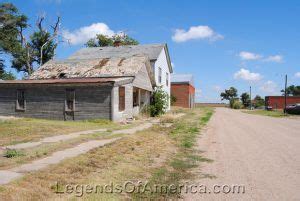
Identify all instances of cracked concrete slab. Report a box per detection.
[0,120,159,185]
[0,171,22,185]
[0,138,119,185]
[3,128,107,150]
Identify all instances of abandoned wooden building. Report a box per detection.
[0,55,155,121]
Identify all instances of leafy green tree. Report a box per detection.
[85,34,139,47]
[240,92,250,108]
[220,87,238,101]
[281,85,300,96]
[253,95,265,108]
[0,3,27,76]
[0,3,27,53]
[220,87,238,108]
[0,3,60,75]
[149,87,169,117]
[0,58,15,80]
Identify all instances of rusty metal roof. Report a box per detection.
[0,77,133,85]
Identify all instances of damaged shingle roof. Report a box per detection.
[68,44,165,60]
[30,55,151,79]
[68,44,173,73]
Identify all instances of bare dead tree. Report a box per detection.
[39,16,60,67]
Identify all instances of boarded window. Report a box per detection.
[65,89,75,111]
[16,89,25,111]
[133,88,139,107]
[166,72,169,86]
[119,86,125,111]
[158,67,162,84]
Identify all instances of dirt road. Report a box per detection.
[185,108,300,201]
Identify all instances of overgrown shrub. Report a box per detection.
[150,87,169,117]
[4,149,24,158]
[170,95,177,106]
[232,100,242,109]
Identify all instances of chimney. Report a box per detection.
[113,40,121,47]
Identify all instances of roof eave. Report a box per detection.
[163,44,173,73]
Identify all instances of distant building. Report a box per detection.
[171,74,195,108]
[265,96,300,109]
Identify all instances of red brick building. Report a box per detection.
[265,96,300,109]
[171,74,195,108]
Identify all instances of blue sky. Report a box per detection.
[5,0,300,102]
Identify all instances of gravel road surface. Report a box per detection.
[184,108,300,201]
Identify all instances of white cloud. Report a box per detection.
[238,51,284,63]
[172,25,223,43]
[239,51,262,61]
[195,89,202,97]
[259,80,278,94]
[264,55,283,63]
[213,85,222,92]
[62,23,115,45]
[171,62,175,68]
[234,68,262,81]
[295,72,300,78]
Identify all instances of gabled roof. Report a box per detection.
[29,55,154,84]
[68,44,173,73]
[171,74,194,86]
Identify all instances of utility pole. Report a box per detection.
[284,74,287,114]
[250,86,252,110]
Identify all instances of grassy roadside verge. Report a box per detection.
[243,109,288,118]
[0,108,213,200]
[132,107,214,199]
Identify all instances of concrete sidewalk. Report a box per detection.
[0,138,119,185]
[0,121,157,185]
[2,128,107,150]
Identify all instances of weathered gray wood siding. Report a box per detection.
[0,85,112,120]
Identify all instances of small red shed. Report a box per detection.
[171,74,195,108]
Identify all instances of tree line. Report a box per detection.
[220,87,264,109]
[220,85,300,109]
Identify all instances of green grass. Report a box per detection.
[0,108,214,200]
[243,109,287,117]
[133,107,214,199]
[0,118,124,146]
[4,149,25,158]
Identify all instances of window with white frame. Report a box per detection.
[166,72,169,86]
[158,67,162,84]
